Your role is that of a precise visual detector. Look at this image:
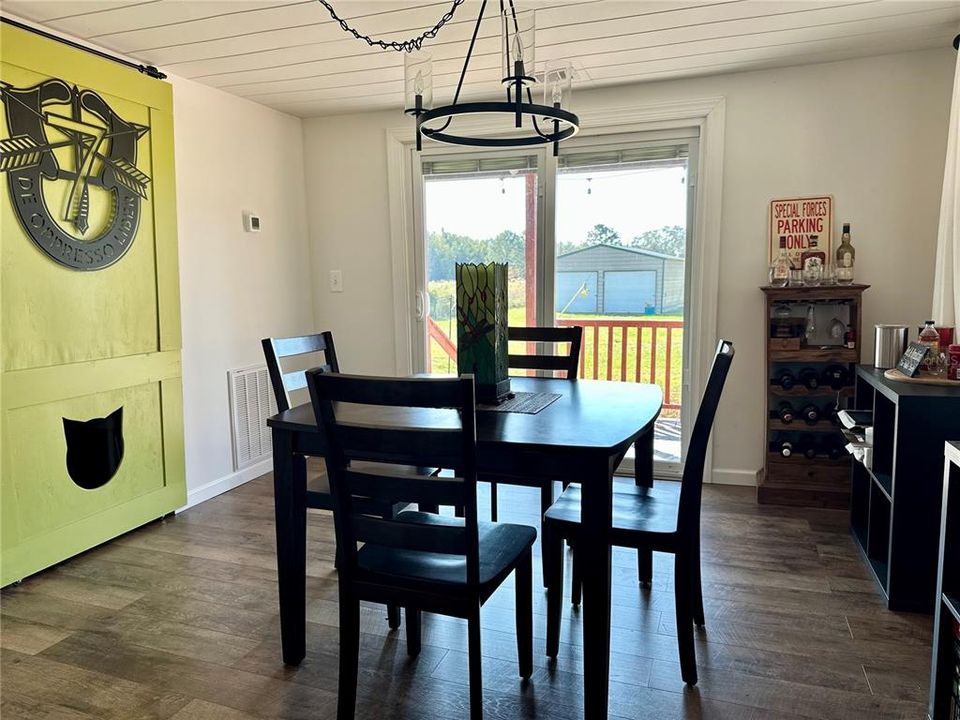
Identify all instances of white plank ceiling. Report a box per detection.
[4,0,959,117]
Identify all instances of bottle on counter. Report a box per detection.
[919,321,940,371]
[769,236,791,287]
[798,367,820,389]
[835,223,855,284]
[774,368,796,389]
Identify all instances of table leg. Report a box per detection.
[581,455,613,720]
[273,428,307,665]
[634,429,654,584]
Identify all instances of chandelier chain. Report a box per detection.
[314,0,466,52]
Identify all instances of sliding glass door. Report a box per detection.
[412,150,546,375]
[411,130,697,474]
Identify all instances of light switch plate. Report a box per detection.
[329,269,343,293]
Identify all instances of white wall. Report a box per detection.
[173,77,315,503]
[302,48,955,485]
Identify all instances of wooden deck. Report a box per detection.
[0,477,933,719]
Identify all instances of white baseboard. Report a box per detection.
[178,456,273,512]
[711,468,760,486]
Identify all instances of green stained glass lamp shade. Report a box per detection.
[456,262,511,403]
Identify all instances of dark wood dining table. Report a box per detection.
[267,375,663,720]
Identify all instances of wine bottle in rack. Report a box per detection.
[778,440,794,458]
[821,364,849,390]
[800,403,820,425]
[774,368,796,389]
[799,367,820,389]
[798,439,819,459]
[777,402,795,423]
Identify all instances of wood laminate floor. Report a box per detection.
[0,476,934,720]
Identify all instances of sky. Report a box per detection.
[424,164,688,246]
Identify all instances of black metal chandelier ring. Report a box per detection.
[418,101,580,148]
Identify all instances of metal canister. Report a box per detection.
[874,324,908,369]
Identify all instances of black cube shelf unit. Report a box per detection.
[851,368,960,613]
[928,441,960,720]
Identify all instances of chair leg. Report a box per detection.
[540,481,554,517]
[406,608,422,657]
[674,552,698,685]
[387,604,401,630]
[468,608,484,720]
[570,540,583,608]
[490,482,498,522]
[515,551,533,679]
[338,588,360,720]
[637,549,653,586]
[542,524,564,660]
[692,539,705,628]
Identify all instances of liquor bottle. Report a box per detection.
[844,324,856,349]
[919,320,940,371]
[777,401,795,424]
[821,364,849,389]
[773,368,796,389]
[778,440,794,458]
[835,223,855,284]
[801,236,825,286]
[769,236,790,287]
[799,367,820,389]
[800,403,820,425]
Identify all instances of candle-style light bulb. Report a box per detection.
[414,70,424,95]
[512,32,523,63]
[551,81,562,105]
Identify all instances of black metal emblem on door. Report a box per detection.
[63,407,124,489]
[0,79,151,270]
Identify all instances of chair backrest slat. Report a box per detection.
[678,340,734,538]
[507,326,583,379]
[336,425,465,472]
[262,332,340,412]
[307,371,481,584]
[345,469,467,508]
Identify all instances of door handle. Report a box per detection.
[415,291,424,320]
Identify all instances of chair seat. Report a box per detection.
[357,511,536,595]
[544,480,682,538]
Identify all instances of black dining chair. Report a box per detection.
[486,325,583,522]
[541,340,734,685]
[306,371,536,720]
[262,332,408,630]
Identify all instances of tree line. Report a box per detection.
[428,223,685,281]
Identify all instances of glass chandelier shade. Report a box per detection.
[403,51,433,115]
[501,10,535,86]
[543,59,572,110]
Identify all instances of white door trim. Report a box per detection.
[386,95,726,481]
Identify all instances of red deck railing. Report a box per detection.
[427,316,683,411]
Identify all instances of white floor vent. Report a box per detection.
[228,365,277,471]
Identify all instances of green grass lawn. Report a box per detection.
[429,308,684,413]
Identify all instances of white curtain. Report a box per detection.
[932,37,960,328]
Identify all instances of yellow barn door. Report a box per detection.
[0,24,184,585]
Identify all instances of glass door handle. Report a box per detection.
[415,290,430,320]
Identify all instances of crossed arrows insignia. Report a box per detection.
[0,82,150,235]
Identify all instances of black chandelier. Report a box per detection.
[317,0,580,154]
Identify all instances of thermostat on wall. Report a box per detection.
[243,212,262,233]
